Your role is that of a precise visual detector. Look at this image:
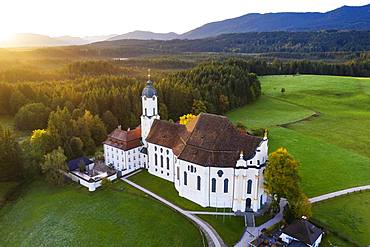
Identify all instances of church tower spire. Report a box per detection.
[141,69,160,145]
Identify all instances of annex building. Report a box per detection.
[103,77,269,212]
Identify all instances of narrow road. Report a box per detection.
[122,177,225,247]
[187,211,235,216]
[309,185,370,203]
[236,184,370,246]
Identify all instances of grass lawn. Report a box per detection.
[321,233,355,247]
[0,181,19,202]
[227,75,370,197]
[312,190,370,246]
[268,127,370,197]
[227,95,314,128]
[129,170,227,212]
[0,180,203,247]
[198,215,245,246]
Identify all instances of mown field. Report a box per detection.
[0,180,203,247]
[313,190,370,246]
[228,75,370,197]
[227,74,370,245]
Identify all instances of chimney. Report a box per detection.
[127,127,131,131]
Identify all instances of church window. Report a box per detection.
[166,150,169,155]
[224,179,229,193]
[153,108,155,115]
[247,180,252,194]
[166,157,169,170]
[160,155,163,168]
[177,167,180,180]
[217,170,223,177]
[191,166,194,172]
[197,176,201,191]
[145,108,147,115]
[211,178,216,192]
[184,172,187,185]
[194,167,197,173]
[155,154,158,166]
[160,148,163,153]
[257,160,260,166]
[250,161,252,164]
[167,173,169,176]
[155,146,157,151]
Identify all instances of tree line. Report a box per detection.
[0,60,261,183]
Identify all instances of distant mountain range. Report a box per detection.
[1,4,369,47]
[108,31,179,41]
[0,34,116,48]
[180,4,370,39]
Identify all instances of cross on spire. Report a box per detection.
[148,69,151,80]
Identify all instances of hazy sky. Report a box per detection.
[0,0,369,38]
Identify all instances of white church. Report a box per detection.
[103,77,269,213]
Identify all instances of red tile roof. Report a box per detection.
[103,126,142,151]
[146,113,262,167]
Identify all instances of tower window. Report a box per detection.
[145,108,147,115]
[153,108,155,115]
[155,154,158,166]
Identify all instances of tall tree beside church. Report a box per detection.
[0,124,23,181]
[264,148,311,219]
[264,148,301,210]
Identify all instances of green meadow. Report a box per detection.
[227,74,370,244]
[312,190,370,246]
[0,180,203,247]
[227,75,370,197]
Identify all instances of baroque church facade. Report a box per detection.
[103,77,269,212]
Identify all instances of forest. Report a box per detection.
[0,59,261,182]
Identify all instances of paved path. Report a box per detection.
[188,211,236,216]
[309,185,370,203]
[236,185,370,247]
[122,177,225,247]
[235,199,287,247]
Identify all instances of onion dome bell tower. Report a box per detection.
[141,69,160,145]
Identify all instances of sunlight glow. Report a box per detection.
[0,32,11,42]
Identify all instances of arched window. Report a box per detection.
[153,108,155,115]
[145,108,147,115]
[211,178,216,192]
[224,179,229,193]
[247,179,252,194]
[155,154,157,166]
[184,172,187,185]
[197,176,201,191]
[160,155,163,168]
[166,157,169,170]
